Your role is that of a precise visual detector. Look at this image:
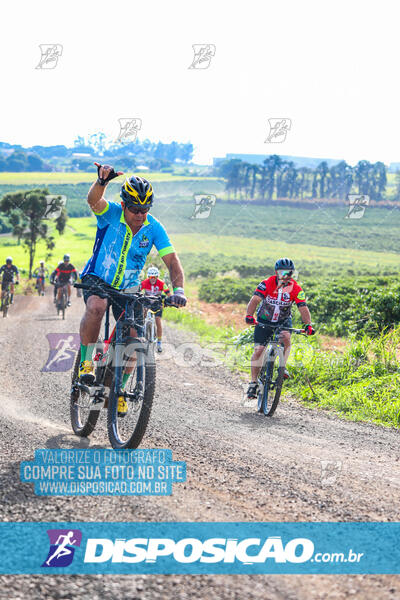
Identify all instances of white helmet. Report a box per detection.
[6,256,12,263]
[147,267,159,278]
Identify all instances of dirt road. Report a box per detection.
[0,292,399,599]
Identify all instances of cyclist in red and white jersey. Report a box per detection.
[244,258,315,400]
[140,266,170,352]
[50,254,77,307]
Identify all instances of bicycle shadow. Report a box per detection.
[238,410,284,429]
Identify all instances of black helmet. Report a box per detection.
[63,254,70,261]
[275,257,295,271]
[120,176,153,206]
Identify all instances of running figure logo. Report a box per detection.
[190,194,216,219]
[115,118,142,143]
[346,194,370,219]
[42,529,82,568]
[36,44,63,69]
[42,333,80,372]
[265,118,292,143]
[188,44,216,69]
[43,195,67,220]
[320,460,342,486]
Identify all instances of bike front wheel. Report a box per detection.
[70,349,100,437]
[258,345,285,417]
[107,342,155,449]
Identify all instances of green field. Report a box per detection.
[0,172,221,184]
[1,216,399,276]
[0,175,225,218]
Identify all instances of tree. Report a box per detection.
[0,189,67,277]
[27,153,45,171]
[263,155,282,202]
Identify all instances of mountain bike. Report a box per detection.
[35,276,45,296]
[70,283,174,449]
[1,283,11,318]
[54,282,68,319]
[256,322,307,417]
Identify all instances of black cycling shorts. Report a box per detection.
[81,274,142,324]
[1,280,13,291]
[254,317,292,346]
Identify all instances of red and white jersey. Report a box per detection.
[254,276,306,322]
[140,277,170,296]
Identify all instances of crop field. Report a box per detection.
[1,213,399,276]
[0,172,221,184]
[0,176,225,218]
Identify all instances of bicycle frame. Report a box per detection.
[258,322,305,361]
[76,287,154,403]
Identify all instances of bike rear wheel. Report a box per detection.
[107,343,156,449]
[70,349,100,437]
[258,345,285,417]
[62,289,67,319]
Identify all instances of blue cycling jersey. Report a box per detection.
[81,202,174,289]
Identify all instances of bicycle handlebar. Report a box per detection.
[74,283,177,308]
[255,322,308,335]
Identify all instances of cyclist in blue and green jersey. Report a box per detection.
[79,163,187,413]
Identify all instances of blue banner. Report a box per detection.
[0,522,399,574]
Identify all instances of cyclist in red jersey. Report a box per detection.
[140,266,170,352]
[50,254,77,307]
[244,258,315,400]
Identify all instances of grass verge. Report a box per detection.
[164,307,400,428]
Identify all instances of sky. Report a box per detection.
[1,0,400,165]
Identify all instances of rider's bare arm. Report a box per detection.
[161,253,184,290]
[246,294,262,316]
[298,304,311,325]
[87,180,108,215]
[87,163,123,215]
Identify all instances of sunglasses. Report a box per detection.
[126,205,150,215]
[277,269,293,278]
